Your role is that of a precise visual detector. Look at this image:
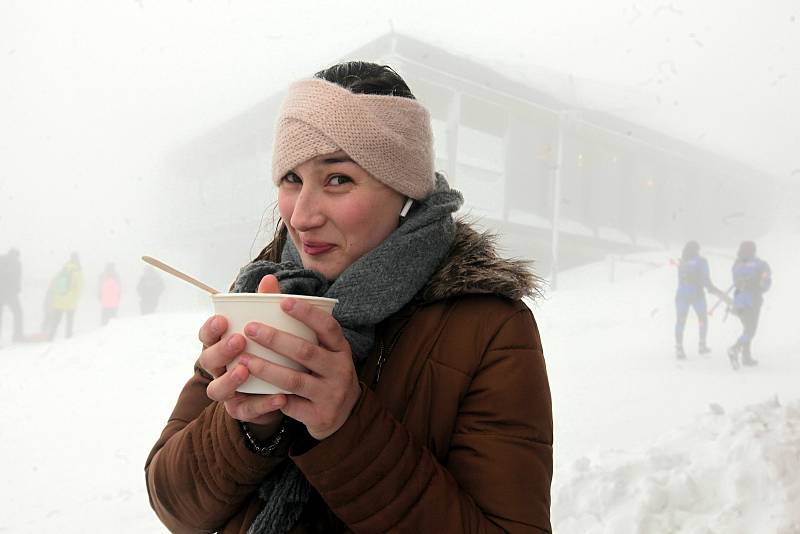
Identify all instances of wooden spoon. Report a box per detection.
[141,255,220,295]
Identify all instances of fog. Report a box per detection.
[3,1,799,322]
[2,1,800,530]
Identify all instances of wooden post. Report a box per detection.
[550,111,568,290]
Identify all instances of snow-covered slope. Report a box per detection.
[0,234,797,532]
[533,233,800,532]
[0,312,206,533]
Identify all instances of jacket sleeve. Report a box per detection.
[292,306,553,533]
[144,361,289,533]
[702,258,720,295]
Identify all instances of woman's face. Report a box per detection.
[277,151,406,280]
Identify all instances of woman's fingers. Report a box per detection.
[279,390,357,441]
[206,362,249,401]
[198,315,227,348]
[198,331,246,378]
[280,298,349,352]
[225,391,286,422]
[258,274,281,294]
[205,357,287,422]
[242,354,321,400]
[276,394,315,429]
[243,321,336,377]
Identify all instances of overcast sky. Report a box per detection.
[2,0,798,282]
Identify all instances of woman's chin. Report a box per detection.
[302,258,343,281]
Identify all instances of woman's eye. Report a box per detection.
[328,174,352,186]
[281,172,301,185]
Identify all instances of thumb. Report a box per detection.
[257,274,281,294]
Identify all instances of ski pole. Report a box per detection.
[708,284,734,316]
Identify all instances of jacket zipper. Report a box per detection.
[372,322,408,388]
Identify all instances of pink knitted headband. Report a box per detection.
[272,78,435,200]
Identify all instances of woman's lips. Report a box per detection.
[302,241,335,255]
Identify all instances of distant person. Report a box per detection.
[728,241,771,368]
[674,241,723,359]
[99,262,121,326]
[44,252,84,340]
[0,248,24,343]
[137,265,164,315]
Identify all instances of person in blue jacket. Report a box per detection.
[675,241,723,359]
[728,240,771,368]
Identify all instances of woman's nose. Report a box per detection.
[290,188,325,231]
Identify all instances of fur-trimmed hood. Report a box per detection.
[417,220,543,303]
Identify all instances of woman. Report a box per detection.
[44,252,83,340]
[145,62,553,533]
[137,265,165,315]
[99,262,121,326]
[727,240,771,368]
[674,240,722,359]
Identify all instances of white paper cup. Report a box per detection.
[211,293,338,394]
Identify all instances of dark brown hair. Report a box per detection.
[313,61,415,99]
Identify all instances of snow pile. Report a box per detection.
[553,398,800,534]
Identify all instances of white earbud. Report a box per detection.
[400,198,414,218]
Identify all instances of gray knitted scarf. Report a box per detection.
[233,174,462,534]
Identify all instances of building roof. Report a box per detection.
[168,31,771,185]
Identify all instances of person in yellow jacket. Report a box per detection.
[44,252,84,340]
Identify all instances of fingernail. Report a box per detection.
[213,316,223,332]
[227,335,240,349]
[282,298,296,311]
[244,323,259,337]
[234,364,248,381]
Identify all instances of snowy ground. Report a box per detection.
[1,235,798,533]
[532,234,800,533]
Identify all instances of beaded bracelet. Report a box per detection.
[238,419,288,457]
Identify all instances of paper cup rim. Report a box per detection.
[211,293,338,305]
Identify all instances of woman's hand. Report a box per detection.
[197,275,286,431]
[239,293,361,441]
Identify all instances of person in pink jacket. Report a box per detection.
[98,262,121,326]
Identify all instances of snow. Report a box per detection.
[1,234,798,532]
[534,233,800,532]
[0,312,203,533]
[2,3,798,531]
[553,398,800,533]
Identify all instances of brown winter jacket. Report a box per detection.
[145,223,553,533]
